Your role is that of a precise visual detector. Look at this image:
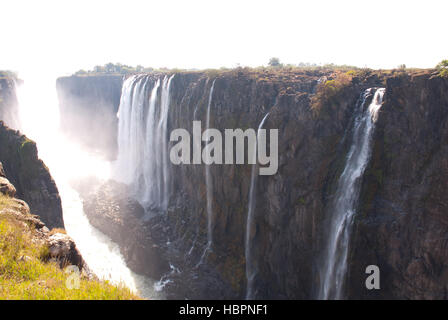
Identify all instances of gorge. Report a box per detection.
[1,67,448,299]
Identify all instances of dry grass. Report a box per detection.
[0,194,140,300]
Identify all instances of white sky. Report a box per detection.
[1,0,447,77]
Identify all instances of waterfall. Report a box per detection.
[115,75,147,186]
[143,78,161,203]
[205,79,216,249]
[319,87,385,300]
[1,78,22,130]
[245,112,270,300]
[196,79,217,267]
[15,73,163,299]
[115,74,174,211]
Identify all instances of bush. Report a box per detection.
[311,72,353,115]
[436,60,448,78]
[74,63,153,76]
[268,57,283,68]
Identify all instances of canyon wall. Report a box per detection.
[0,122,64,229]
[161,70,384,298]
[65,69,448,299]
[56,75,123,159]
[0,78,64,229]
[348,73,448,299]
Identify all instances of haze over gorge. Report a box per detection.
[1,61,448,300]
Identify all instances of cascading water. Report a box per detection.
[0,78,22,131]
[15,72,163,299]
[115,75,148,187]
[115,74,174,212]
[245,112,270,300]
[319,88,385,300]
[196,79,216,266]
[205,80,216,249]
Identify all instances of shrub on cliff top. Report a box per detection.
[310,71,353,115]
[268,57,283,68]
[436,60,448,78]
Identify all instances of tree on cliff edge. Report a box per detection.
[268,57,283,67]
[436,60,448,77]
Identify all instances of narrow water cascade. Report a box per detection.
[15,73,163,299]
[115,74,174,211]
[319,88,385,300]
[204,79,216,250]
[196,79,217,266]
[245,112,270,300]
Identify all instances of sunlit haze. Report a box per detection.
[2,0,448,77]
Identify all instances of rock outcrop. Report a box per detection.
[0,122,64,229]
[83,180,170,279]
[0,163,87,273]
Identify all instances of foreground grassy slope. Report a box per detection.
[0,194,139,300]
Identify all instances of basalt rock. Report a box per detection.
[0,169,89,275]
[0,176,16,197]
[83,180,170,279]
[0,123,64,229]
[0,162,5,177]
[47,232,86,271]
[347,72,448,299]
[68,69,448,299]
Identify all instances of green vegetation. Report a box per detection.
[74,63,154,76]
[310,71,354,114]
[297,197,306,205]
[436,60,448,78]
[268,57,283,68]
[0,194,139,300]
[73,60,365,77]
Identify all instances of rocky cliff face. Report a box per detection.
[161,69,386,298]
[56,75,123,159]
[348,72,448,299]
[0,161,87,273]
[0,122,64,229]
[76,69,448,299]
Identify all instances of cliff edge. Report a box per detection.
[0,122,64,229]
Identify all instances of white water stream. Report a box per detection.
[319,88,385,299]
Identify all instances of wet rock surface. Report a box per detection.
[81,179,235,299]
[83,180,170,279]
